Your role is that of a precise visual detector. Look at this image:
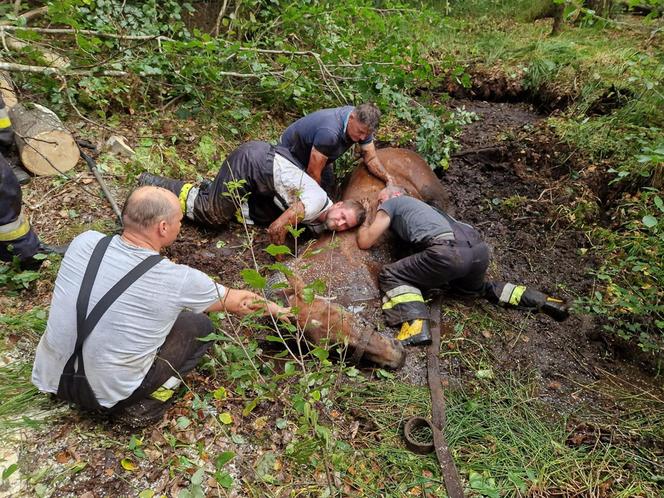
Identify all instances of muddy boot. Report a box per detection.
[37,242,69,256]
[396,319,431,346]
[137,172,185,197]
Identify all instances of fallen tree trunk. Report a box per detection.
[9,103,78,176]
[0,6,70,69]
[3,37,70,69]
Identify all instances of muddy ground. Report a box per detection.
[166,98,663,413]
[5,98,663,496]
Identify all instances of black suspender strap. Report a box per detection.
[57,235,163,410]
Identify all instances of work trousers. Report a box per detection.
[190,160,245,228]
[190,142,282,227]
[113,312,214,426]
[379,239,491,326]
[0,152,40,266]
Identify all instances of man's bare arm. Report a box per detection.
[206,289,291,321]
[357,209,392,250]
[306,147,329,185]
[362,142,394,185]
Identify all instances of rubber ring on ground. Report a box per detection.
[403,416,435,455]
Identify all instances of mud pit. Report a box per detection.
[166,98,662,418]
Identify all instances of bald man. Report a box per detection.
[33,186,289,426]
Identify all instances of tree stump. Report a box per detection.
[9,103,78,176]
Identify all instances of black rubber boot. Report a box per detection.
[38,243,69,256]
[519,288,570,322]
[137,172,185,197]
[396,319,432,346]
[11,165,31,185]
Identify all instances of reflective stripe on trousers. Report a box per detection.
[0,209,31,242]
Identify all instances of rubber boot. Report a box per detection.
[38,242,69,256]
[137,172,185,197]
[396,319,432,346]
[11,165,31,185]
[518,288,569,322]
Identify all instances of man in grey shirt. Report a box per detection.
[32,186,289,425]
[357,187,569,346]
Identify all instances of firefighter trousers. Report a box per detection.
[379,239,491,326]
[0,152,40,265]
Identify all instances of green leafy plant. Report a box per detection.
[582,189,664,353]
[0,257,45,291]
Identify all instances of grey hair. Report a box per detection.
[354,103,381,131]
[122,186,179,229]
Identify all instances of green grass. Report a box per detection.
[0,361,59,437]
[0,307,61,438]
[337,373,662,496]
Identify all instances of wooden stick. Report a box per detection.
[214,0,230,37]
[0,61,127,76]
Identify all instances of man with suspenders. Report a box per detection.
[32,186,290,425]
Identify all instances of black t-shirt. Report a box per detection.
[278,106,373,169]
[379,196,454,245]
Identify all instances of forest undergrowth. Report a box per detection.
[0,0,662,496]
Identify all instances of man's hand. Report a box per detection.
[206,289,293,323]
[268,202,306,251]
[248,295,293,324]
[265,302,294,325]
[268,221,288,246]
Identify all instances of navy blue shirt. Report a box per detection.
[278,106,373,170]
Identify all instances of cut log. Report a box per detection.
[0,71,18,108]
[9,103,78,176]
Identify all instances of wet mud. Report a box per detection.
[439,99,662,415]
[14,98,663,497]
[166,98,663,417]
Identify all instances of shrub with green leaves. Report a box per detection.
[582,189,664,353]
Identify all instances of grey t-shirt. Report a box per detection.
[379,196,453,245]
[32,231,227,408]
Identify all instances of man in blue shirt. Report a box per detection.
[279,104,394,193]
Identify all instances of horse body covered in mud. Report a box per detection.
[280,148,450,369]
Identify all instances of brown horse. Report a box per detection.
[277,148,449,369]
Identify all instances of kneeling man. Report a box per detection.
[357,187,569,346]
[138,141,366,245]
[32,186,289,425]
